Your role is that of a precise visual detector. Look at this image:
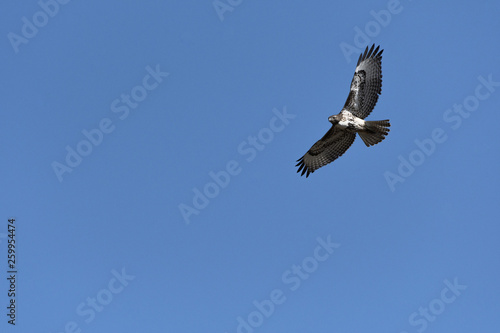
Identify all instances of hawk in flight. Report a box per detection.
[296,44,390,177]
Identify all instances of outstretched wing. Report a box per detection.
[343,44,383,119]
[296,127,356,177]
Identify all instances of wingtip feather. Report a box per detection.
[358,44,383,64]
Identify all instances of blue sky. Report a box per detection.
[1,0,500,332]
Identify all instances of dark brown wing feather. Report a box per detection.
[343,44,383,119]
[296,127,356,177]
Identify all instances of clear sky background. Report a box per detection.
[1,1,500,332]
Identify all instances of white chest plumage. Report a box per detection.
[336,110,365,130]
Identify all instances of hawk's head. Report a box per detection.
[328,115,340,124]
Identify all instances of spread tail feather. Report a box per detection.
[358,120,390,147]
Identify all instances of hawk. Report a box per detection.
[296,44,390,177]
